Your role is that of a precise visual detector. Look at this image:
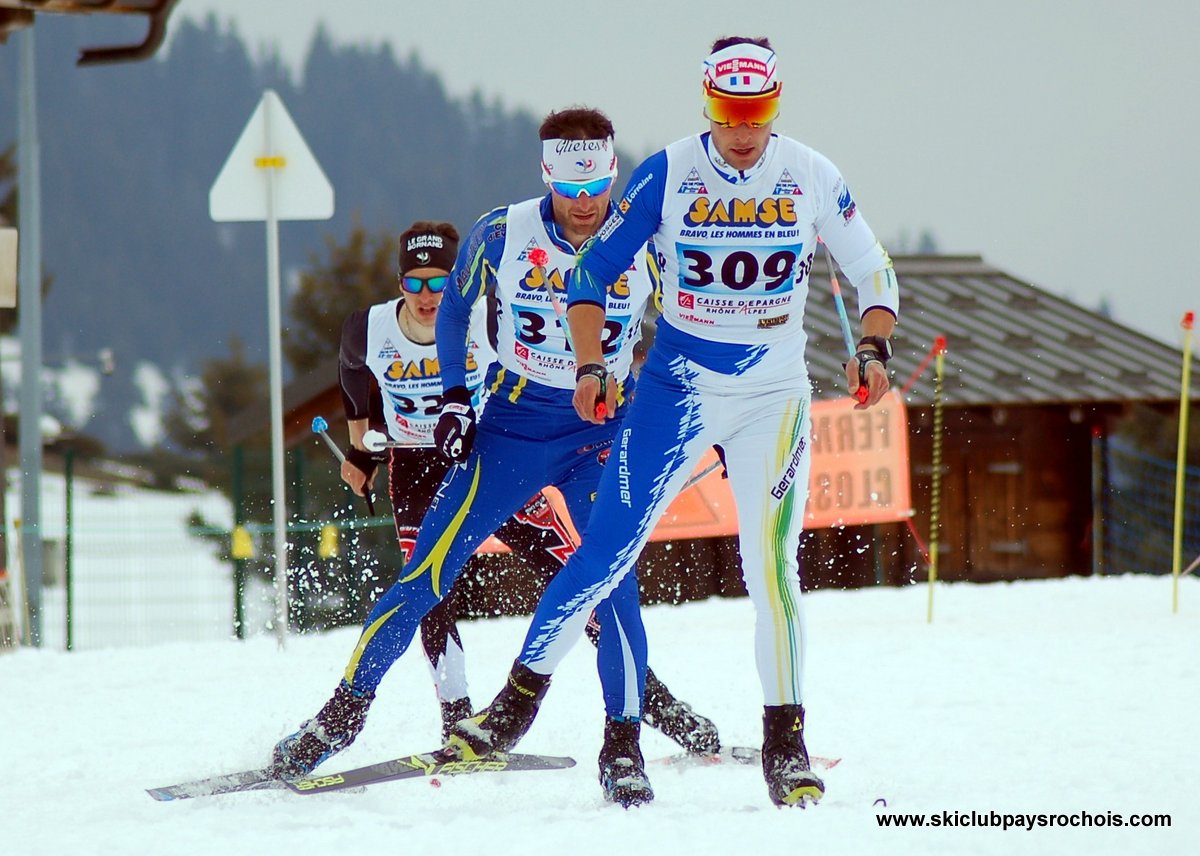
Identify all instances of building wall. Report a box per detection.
[905,404,1099,582]
[599,404,1106,608]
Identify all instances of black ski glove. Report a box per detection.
[346,446,386,482]
[434,386,477,464]
[852,349,887,389]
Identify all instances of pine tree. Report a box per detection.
[161,335,268,496]
[283,223,397,376]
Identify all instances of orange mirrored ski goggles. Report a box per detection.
[703,81,782,128]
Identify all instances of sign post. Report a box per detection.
[0,227,15,650]
[209,90,334,646]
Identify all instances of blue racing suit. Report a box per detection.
[339,195,658,719]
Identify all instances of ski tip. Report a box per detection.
[534,753,576,769]
[144,767,280,801]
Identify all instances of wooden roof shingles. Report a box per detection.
[805,255,1198,406]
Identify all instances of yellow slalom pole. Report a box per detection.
[927,336,947,623]
[1172,311,1195,613]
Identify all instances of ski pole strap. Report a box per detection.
[575,363,608,417]
[344,446,383,516]
[853,349,886,403]
[346,446,386,479]
[575,362,607,385]
[854,350,885,381]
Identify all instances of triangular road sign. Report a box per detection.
[209,89,334,222]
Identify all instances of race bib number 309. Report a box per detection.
[675,242,805,297]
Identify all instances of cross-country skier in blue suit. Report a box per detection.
[271,107,710,807]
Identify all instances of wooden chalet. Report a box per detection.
[802,255,1197,588]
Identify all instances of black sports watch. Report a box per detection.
[575,362,608,384]
[856,336,893,365]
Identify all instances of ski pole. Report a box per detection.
[680,457,724,492]
[530,246,607,420]
[311,416,375,516]
[361,429,417,452]
[822,244,869,404]
[1183,552,1200,578]
[529,247,574,350]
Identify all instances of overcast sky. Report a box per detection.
[174,0,1199,348]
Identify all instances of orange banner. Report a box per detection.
[479,392,912,552]
[646,392,913,537]
[805,390,913,528]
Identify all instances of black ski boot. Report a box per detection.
[642,668,721,755]
[271,680,374,778]
[439,697,473,744]
[598,717,654,808]
[761,704,824,807]
[446,661,549,760]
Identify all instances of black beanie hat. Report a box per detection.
[397,222,458,274]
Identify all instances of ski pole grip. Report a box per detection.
[312,416,346,462]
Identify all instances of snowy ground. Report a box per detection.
[1,574,1195,856]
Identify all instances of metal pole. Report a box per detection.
[17,29,44,647]
[0,345,7,645]
[1091,426,1105,576]
[872,524,884,586]
[263,94,288,646]
[291,447,305,520]
[0,234,9,629]
[64,445,73,651]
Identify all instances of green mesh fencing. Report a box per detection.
[1102,435,1200,575]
